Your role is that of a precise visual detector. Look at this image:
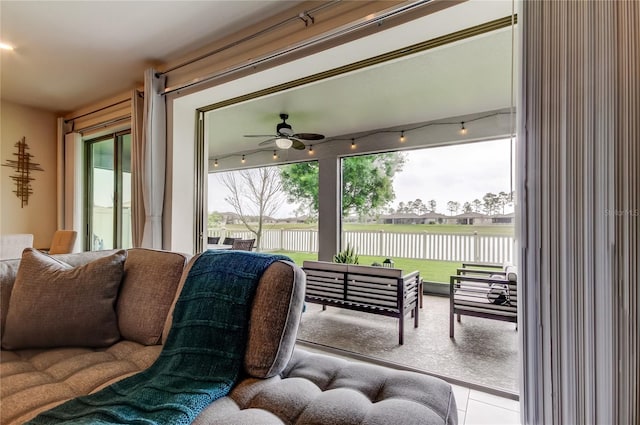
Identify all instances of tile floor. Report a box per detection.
[452,383,521,425]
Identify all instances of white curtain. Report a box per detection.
[63,132,83,253]
[141,69,166,249]
[131,89,145,247]
[519,2,639,424]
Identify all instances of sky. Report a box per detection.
[208,138,515,217]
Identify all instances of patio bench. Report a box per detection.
[449,262,518,337]
[302,261,421,345]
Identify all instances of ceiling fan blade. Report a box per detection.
[291,139,306,150]
[258,138,277,146]
[244,134,277,138]
[292,132,325,141]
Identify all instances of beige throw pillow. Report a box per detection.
[1,248,126,349]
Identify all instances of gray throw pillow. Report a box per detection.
[1,248,126,349]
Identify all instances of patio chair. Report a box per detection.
[449,262,517,337]
[231,239,255,251]
[207,236,220,244]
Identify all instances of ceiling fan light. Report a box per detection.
[275,138,293,149]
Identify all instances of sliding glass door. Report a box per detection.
[86,131,132,250]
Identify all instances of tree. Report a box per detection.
[447,201,460,216]
[472,199,482,213]
[218,166,284,250]
[497,191,510,214]
[208,211,223,228]
[428,199,437,213]
[462,202,473,213]
[414,198,428,214]
[280,152,406,218]
[407,200,415,214]
[482,192,499,215]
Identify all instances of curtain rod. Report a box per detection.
[162,0,433,96]
[157,1,340,77]
[64,98,132,123]
[73,115,131,134]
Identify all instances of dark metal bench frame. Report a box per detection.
[449,263,517,337]
[303,262,421,345]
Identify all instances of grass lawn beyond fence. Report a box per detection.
[271,251,460,285]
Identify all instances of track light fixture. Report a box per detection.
[308,145,314,154]
[351,138,356,149]
[400,131,406,143]
[273,150,278,159]
[214,159,218,167]
[241,154,246,164]
[460,122,467,135]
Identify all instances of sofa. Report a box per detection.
[0,233,33,260]
[1,248,457,425]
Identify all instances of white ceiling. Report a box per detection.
[203,0,517,160]
[206,27,514,158]
[0,0,304,113]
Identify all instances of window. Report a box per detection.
[207,162,319,261]
[85,131,132,250]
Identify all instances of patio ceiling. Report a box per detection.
[205,2,516,159]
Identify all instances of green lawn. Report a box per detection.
[216,222,512,282]
[271,251,459,284]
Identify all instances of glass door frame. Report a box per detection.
[84,130,131,251]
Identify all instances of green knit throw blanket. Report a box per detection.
[28,250,291,425]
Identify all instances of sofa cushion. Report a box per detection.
[244,260,305,378]
[0,341,162,425]
[1,248,126,350]
[116,248,189,345]
[163,256,306,379]
[0,258,21,337]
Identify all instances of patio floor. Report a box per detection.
[296,294,519,394]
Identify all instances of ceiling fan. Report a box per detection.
[244,113,325,150]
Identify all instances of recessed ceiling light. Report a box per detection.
[0,42,15,51]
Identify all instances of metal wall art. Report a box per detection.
[2,137,44,207]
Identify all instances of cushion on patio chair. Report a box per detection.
[487,282,510,305]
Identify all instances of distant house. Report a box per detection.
[491,212,515,224]
[447,211,491,225]
[378,213,422,224]
[419,211,447,224]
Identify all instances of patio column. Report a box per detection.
[317,157,340,261]
[519,2,639,425]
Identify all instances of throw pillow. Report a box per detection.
[1,248,126,349]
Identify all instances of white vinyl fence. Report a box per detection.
[210,228,515,264]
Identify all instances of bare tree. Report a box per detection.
[218,166,284,250]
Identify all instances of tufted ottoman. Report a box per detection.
[194,349,458,425]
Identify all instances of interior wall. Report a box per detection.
[0,100,58,248]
